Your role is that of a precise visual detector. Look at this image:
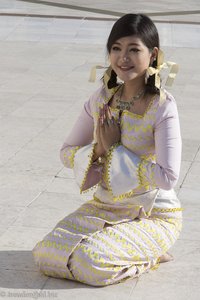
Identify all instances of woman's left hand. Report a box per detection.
[100,104,121,152]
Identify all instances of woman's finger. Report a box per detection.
[104,105,112,121]
[103,104,106,120]
[106,119,112,126]
[107,106,112,120]
[99,108,104,126]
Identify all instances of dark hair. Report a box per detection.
[106,14,160,94]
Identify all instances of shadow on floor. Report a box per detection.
[0,250,95,290]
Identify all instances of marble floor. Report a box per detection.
[0,1,200,300]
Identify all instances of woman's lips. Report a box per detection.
[118,66,134,71]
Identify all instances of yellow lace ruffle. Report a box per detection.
[103,142,120,196]
[138,159,156,190]
[152,207,183,213]
[68,146,81,168]
[80,143,99,194]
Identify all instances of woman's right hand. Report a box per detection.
[100,105,121,152]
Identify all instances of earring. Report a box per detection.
[150,57,156,66]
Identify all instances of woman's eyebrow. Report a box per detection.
[113,42,140,46]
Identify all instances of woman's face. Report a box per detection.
[109,35,158,83]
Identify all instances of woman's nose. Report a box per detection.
[121,51,130,62]
[122,56,129,62]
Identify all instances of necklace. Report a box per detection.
[116,86,145,111]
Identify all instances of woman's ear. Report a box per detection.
[150,47,159,65]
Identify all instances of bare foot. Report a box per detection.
[159,252,174,263]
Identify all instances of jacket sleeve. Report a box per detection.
[150,97,182,189]
[103,96,182,199]
[60,91,103,193]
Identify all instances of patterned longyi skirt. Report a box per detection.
[32,196,182,286]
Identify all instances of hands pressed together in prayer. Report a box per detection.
[93,104,121,161]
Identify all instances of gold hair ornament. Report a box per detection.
[146,49,179,103]
[146,49,179,88]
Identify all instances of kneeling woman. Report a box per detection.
[33,13,182,286]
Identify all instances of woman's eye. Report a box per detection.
[130,48,140,52]
[112,46,121,51]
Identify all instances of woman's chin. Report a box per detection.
[117,72,145,84]
[118,75,138,83]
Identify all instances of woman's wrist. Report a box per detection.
[92,143,105,162]
[105,141,121,154]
